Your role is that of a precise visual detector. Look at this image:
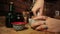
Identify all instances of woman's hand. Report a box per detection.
[31,0,60,32]
[32,0,44,16]
[46,17,60,32]
[30,16,60,32]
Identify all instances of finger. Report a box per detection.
[31,21,46,27]
[33,12,36,16]
[31,21,41,27]
[32,7,37,16]
[31,25,40,30]
[32,5,40,16]
[33,16,47,20]
[35,25,48,31]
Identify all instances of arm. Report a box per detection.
[32,0,44,16]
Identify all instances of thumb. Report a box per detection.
[33,16,47,20]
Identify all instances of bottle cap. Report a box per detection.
[10,2,13,4]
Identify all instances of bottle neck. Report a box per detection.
[10,4,13,11]
[9,2,14,13]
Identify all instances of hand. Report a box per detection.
[31,16,47,30]
[46,17,60,32]
[30,16,60,32]
[32,0,44,16]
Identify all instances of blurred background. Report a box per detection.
[0,0,32,16]
[0,0,60,26]
[0,0,60,34]
[0,0,60,17]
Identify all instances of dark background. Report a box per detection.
[0,0,32,16]
[0,0,60,17]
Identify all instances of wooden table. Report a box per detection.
[0,24,56,34]
[0,16,60,34]
[54,16,60,19]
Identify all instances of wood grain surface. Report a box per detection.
[0,25,60,34]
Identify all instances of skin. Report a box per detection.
[32,0,44,16]
[31,17,60,32]
[31,0,60,32]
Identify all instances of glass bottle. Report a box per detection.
[5,2,15,28]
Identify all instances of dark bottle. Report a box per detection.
[5,2,15,28]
